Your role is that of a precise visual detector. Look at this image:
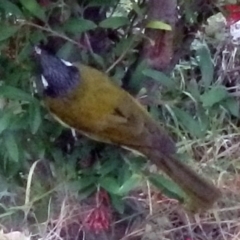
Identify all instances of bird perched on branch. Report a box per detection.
[33,46,221,211]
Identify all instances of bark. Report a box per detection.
[142,0,177,70]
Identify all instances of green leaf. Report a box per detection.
[0,1,23,17]
[125,156,146,172]
[19,0,46,21]
[196,44,213,88]
[88,0,116,7]
[0,111,13,134]
[114,37,135,57]
[99,17,129,29]
[183,0,197,23]
[0,86,34,102]
[196,105,209,133]
[92,53,105,69]
[99,177,119,194]
[4,133,19,162]
[79,186,96,200]
[111,194,124,214]
[146,20,172,31]
[29,30,47,44]
[69,177,96,192]
[29,102,42,134]
[57,42,75,59]
[148,174,185,201]
[0,25,19,41]
[98,157,119,176]
[17,43,33,61]
[118,175,140,195]
[9,113,29,131]
[123,60,148,95]
[187,79,201,100]
[200,86,228,107]
[143,68,176,90]
[131,1,144,17]
[173,107,205,138]
[222,98,239,117]
[64,18,97,34]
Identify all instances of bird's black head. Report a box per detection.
[34,46,80,97]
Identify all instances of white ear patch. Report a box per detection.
[41,75,49,88]
[61,59,73,66]
[34,46,41,54]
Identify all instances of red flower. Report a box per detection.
[84,190,111,234]
[85,206,110,233]
[225,4,240,25]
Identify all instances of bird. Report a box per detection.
[33,46,221,211]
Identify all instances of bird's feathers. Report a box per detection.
[34,48,221,211]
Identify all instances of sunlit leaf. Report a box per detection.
[99,17,129,29]
[146,20,172,30]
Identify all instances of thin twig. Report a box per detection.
[18,20,84,49]
[84,33,94,55]
[106,39,134,73]
[146,180,153,215]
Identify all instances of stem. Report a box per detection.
[18,20,84,49]
[106,37,135,73]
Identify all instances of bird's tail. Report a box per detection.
[143,150,221,211]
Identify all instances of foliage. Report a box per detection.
[0,0,238,232]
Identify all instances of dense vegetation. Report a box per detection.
[0,0,239,239]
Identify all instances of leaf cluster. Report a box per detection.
[0,0,235,217]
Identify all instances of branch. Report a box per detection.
[18,20,84,49]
